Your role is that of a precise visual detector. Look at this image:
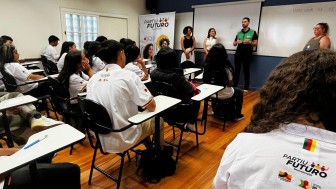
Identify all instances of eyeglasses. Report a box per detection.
[313,27,321,30]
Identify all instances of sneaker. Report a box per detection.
[31,116,63,132]
[235,114,245,121]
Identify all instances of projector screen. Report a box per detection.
[192,0,263,51]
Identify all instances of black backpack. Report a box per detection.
[136,148,176,183]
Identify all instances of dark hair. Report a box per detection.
[0,44,16,69]
[203,43,233,86]
[83,41,93,51]
[58,41,75,61]
[95,36,107,43]
[207,28,217,39]
[86,41,102,66]
[183,26,193,35]
[0,35,13,43]
[245,49,336,133]
[156,46,178,69]
[159,38,170,47]
[57,50,82,89]
[124,44,140,64]
[317,22,329,35]
[97,40,123,64]
[143,43,153,59]
[120,38,136,48]
[243,17,250,22]
[48,35,59,43]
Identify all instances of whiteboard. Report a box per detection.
[192,1,262,50]
[174,12,193,50]
[258,1,336,57]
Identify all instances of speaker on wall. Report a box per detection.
[146,0,158,13]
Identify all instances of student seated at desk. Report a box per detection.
[0,44,49,98]
[56,41,77,72]
[86,40,165,152]
[213,49,336,189]
[124,44,149,81]
[203,44,244,121]
[150,46,200,131]
[57,50,93,107]
[0,148,81,189]
[85,41,106,74]
[42,35,59,64]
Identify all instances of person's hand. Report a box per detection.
[236,40,243,44]
[81,60,91,71]
[243,39,251,44]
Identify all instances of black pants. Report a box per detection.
[24,81,50,98]
[8,163,81,189]
[233,53,252,90]
[230,88,243,116]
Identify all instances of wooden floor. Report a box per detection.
[50,90,259,189]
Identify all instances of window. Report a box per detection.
[65,13,98,49]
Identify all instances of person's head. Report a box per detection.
[242,17,250,28]
[314,23,329,36]
[124,44,140,64]
[156,46,178,69]
[246,49,336,133]
[83,41,93,52]
[95,36,107,43]
[159,38,170,48]
[0,35,13,45]
[58,50,83,88]
[48,35,59,46]
[143,43,154,59]
[86,41,101,58]
[207,28,217,38]
[205,43,229,68]
[58,41,76,61]
[183,26,193,36]
[97,40,125,67]
[120,38,136,48]
[0,44,19,65]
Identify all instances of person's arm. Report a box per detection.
[27,74,45,80]
[215,38,219,44]
[0,148,19,156]
[320,36,331,49]
[233,36,241,46]
[191,36,196,52]
[180,36,187,54]
[203,38,208,55]
[144,98,156,112]
[251,31,258,47]
[81,60,94,78]
[136,58,149,81]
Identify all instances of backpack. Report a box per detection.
[136,148,176,183]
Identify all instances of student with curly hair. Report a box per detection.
[213,49,336,189]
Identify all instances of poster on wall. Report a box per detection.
[139,12,175,60]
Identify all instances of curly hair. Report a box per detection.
[159,38,170,47]
[245,49,336,133]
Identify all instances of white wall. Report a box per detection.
[0,0,147,59]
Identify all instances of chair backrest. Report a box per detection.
[0,69,18,92]
[41,55,58,75]
[80,98,113,134]
[47,76,71,115]
[146,81,180,99]
[202,65,228,87]
[180,61,196,69]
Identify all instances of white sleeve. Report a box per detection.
[92,56,105,73]
[128,72,152,107]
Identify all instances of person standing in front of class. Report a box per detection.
[233,17,258,92]
[180,26,196,64]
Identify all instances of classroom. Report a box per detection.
[0,0,335,188]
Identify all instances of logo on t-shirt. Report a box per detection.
[278,171,292,182]
[303,138,317,152]
[299,179,310,189]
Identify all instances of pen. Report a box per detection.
[24,135,48,149]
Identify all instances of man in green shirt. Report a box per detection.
[233,17,258,91]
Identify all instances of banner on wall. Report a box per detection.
[139,12,175,59]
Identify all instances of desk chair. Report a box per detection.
[41,55,59,75]
[80,98,145,189]
[146,81,200,163]
[0,69,55,118]
[47,76,87,154]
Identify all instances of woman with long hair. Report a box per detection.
[85,41,105,73]
[203,28,219,61]
[57,41,77,72]
[142,43,154,61]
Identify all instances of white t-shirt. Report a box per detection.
[205,37,217,51]
[86,64,153,153]
[124,62,145,80]
[57,53,67,72]
[91,56,105,74]
[213,123,336,189]
[4,63,37,93]
[69,72,89,104]
[212,67,234,99]
[43,44,59,63]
